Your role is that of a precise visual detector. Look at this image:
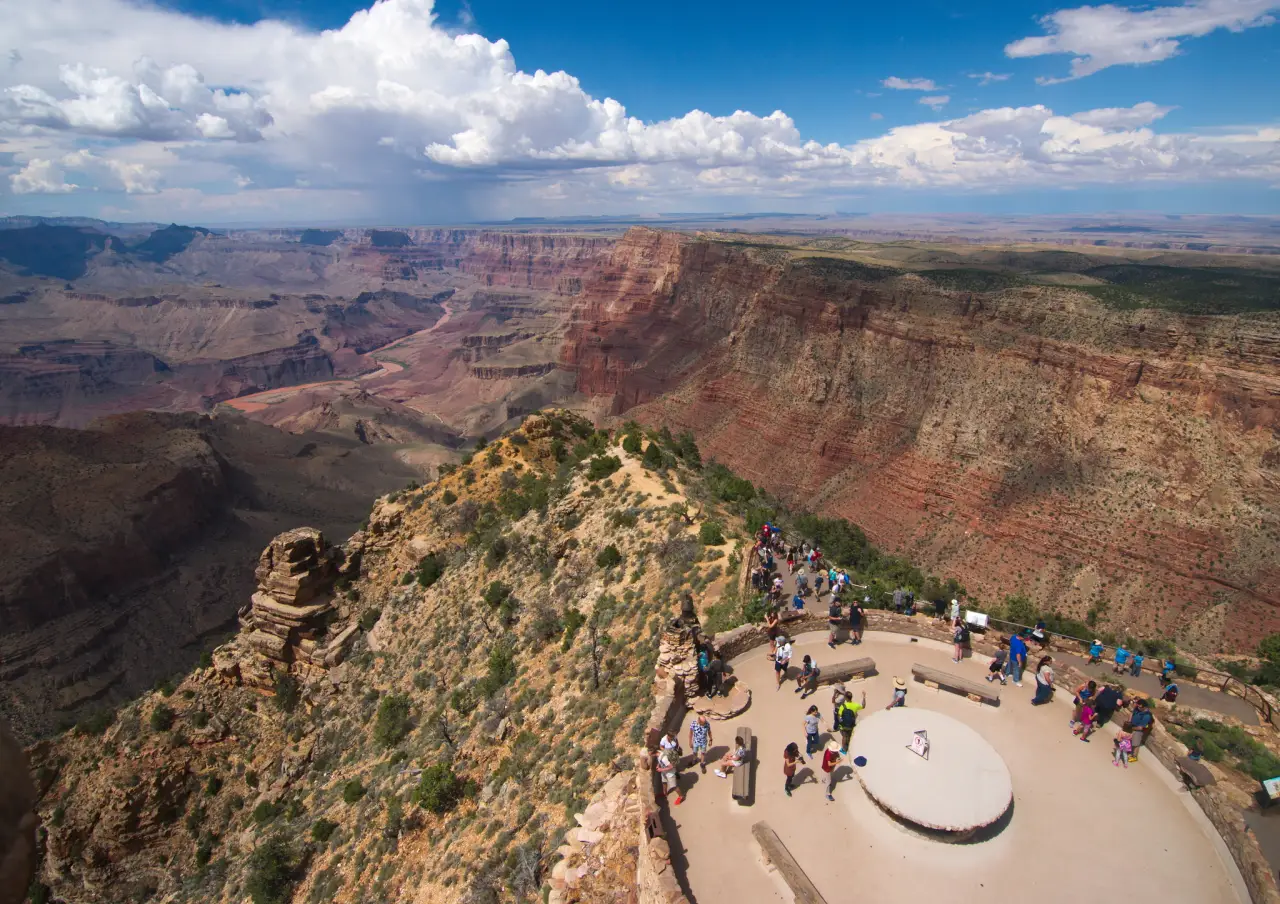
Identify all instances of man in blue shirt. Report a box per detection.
[1004,633,1029,686]
[1128,699,1155,759]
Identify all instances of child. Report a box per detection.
[986,644,1008,684]
[1113,730,1133,768]
[1088,639,1104,664]
[1073,701,1097,741]
[783,742,805,797]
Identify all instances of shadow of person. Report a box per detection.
[793,766,816,786]
[707,744,729,765]
[833,764,854,784]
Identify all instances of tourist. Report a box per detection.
[1130,651,1145,678]
[656,748,683,804]
[796,568,809,597]
[688,714,713,774]
[707,653,726,698]
[1126,698,1155,759]
[765,608,781,657]
[783,742,805,797]
[1160,659,1177,686]
[771,575,784,602]
[1031,655,1055,705]
[1070,680,1097,727]
[1074,699,1097,742]
[831,682,847,728]
[952,618,967,663]
[849,598,864,645]
[814,570,825,598]
[803,705,822,755]
[1088,639,1104,664]
[791,592,805,612]
[838,691,866,753]
[696,645,711,696]
[1005,632,1028,686]
[885,677,907,710]
[1031,619,1049,650]
[775,637,793,689]
[1113,730,1134,768]
[950,598,961,623]
[786,550,795,574]
[827,597,843,648]
[987,641,1008,684]
[796,655,819,698]
[659,731,682,771]
[821,739,843,801]
[714,737,750,779]
[1113,645,1130,675]
[1161,681,1179,703]
[1092,683,1123,728]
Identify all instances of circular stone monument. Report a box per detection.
[850,708,1012,839]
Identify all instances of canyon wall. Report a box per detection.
[563,228,1280,648]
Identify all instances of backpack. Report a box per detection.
[958,625,971,643]
[839,705,857,730]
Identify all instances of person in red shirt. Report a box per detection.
[821,739,843,801]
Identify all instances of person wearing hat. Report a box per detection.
[885,676,908,710]
[820,738,843,801]
[1088,639,1104,664]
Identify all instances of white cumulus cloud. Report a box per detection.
[969,71,1012,85]
[1006,0,1279,81]
[0,0,1276,220]
[882,77,939,91]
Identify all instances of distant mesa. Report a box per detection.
[368,229,413,248]
[0,224,109,280]
[299,229,344,246]
[129,224,214,264]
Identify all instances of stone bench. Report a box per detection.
[751,821,828,904]
[732,726,754,804]
[814,657,876,685]
[911,663,1000,705]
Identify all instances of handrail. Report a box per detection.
[744,528,1276,727]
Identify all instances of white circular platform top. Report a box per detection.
[850,707,1012,832]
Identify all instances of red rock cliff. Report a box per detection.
[563,228,1280,649]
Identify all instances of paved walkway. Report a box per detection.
[664,630,1247,904]
[766,557,1260,725]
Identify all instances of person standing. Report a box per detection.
[1005,632,1028,686]
[1113,645,1130,675]
[803,705,822,755]
[827,597,843,648]
[1031,656,1055,705]
[952,618,967,663]
[1092,683,1123,728]
[831,683,847,729]
[774,637,793,690]
[707,653,726,698]
[821,739,843,801]
[1070,680,1098,727]
[688,715,713,774]
[1127,699,1155,759]
[696,645,711,696]
[1130,651,1145,678]
[659,731,682,771]
[796,655,819,698]
[783,742,804,797]
[837,691,866,753]
[849,598,864,645]
[950,598,961,623]
[765,608,781,658]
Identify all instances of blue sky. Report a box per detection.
[1,0,1277,223]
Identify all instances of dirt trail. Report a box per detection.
[223,302,453,413]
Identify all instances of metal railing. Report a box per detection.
[740,529,1276,727]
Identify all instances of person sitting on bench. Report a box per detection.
[714,739,751,778]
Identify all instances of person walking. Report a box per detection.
[783,742,804,797]
[1031,655,1055,705]
[656,748,683,804]
[1113,645,1130,675]
[885,677,907,710]
[837,691,866,753]
[803,705,822,755]
[774,637,793,690]
[765,608,781,658]
[688,715,713,774]
[1088,639,1104,664]
[821,739,843,801]
[1005,632,1028,686]
[1074,699,1097,742]
[831,682,847,729]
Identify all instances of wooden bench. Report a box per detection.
[1177,757,1215,790]
[911,663,1000,705]
[732,727,754,804]
[815,657,876,685]
[752,821,829,904]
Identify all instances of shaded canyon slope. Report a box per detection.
[0,411,422,741]
[561,228,1280,650]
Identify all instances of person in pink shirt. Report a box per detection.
[1073,702,1097,742]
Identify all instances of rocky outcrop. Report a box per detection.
[0,719,37,904]
[216,528,361,690]
[469,362,558,380]
[565,228,1280,647]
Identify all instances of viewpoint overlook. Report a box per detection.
[3,1,1280,903]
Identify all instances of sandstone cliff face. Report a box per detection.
[566,229,1280,648]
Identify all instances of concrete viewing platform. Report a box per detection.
[852,708,1012,837]
[660,629,1248,904]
